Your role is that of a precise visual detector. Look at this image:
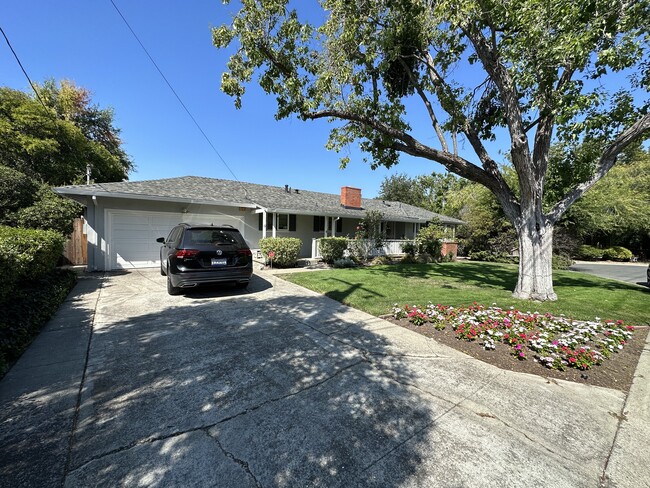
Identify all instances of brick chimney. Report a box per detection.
[341,186,362,209]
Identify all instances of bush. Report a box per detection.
[0,269,76,376]
[552,254,574,270]
[0,165,39,213]
[415,226,442,258]
[333,257,356,268]
[371,255,393,265]
[319,237,348,264]
[603,246,633,262]
[259,237,302,267]
[401,241,416,256]
[0,226,65,303]
[576,245,603,261]
[13,186,82,236]
[469,250,518,264]
[400,254,417,264]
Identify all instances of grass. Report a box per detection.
[281,261,650,325]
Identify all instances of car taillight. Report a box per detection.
[175,249,200,259]
[238,249,252,257]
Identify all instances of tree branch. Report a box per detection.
[304,107,521,220]
[548,112,650,224]
[397,57,448,151]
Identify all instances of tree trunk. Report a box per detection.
[513,219,557,301]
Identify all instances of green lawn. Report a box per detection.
[281,261,650,325]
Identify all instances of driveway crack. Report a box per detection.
[67,359,366,475]
[210,432,262,488]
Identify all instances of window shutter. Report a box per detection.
[289,214,297,232]
[313,216,319,232]
[258,213,263,231]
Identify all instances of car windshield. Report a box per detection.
[184,229,242,247]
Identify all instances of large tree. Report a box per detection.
[214,0,650,300]
[0,82,133,185]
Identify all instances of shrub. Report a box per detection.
[469,250,518,264]
[319,237,348,264]
[0,226,65,303]
[576,245,603,261]
[401,241,416,256]
[259,237,302,267]
[0,269,76,376]
[371,255,393,265]
[400,254,417,264]
[348,238,374,263]
[415,226,442,258]
[333,257,356,268]
[13,186,82,236]
[0,165,39,214]
[603,246,633,262]
[552,254,574,270]
[416,253,436,264]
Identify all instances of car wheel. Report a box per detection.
[160,260,166,276]
[235,281,249,290]
[167,272,181,295]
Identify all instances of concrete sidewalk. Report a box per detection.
[1,269,649,487]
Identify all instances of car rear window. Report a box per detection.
[183,228,246,247]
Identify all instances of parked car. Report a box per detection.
[647,263,650,286]
[157,223,253,295]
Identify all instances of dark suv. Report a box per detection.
[157,224,253,295]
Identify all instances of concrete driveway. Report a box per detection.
[1,269,649,487]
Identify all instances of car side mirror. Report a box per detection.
[156,237,165,243]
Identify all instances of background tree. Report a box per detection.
[215,0,650,301]
[0,83,133,185]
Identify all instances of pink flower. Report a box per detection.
[268,251,275,259]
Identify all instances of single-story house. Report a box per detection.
[54,176,464,271]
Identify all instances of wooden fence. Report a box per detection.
[62,217,87,265]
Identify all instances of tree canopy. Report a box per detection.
[0,81,133,185]
[215,0,650,300]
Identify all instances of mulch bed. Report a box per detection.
[386,317,649,392]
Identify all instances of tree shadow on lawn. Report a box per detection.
[63,278,441,487]
[364,262,519,292]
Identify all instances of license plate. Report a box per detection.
[211,258,227,266]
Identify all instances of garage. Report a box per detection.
[106,210,245,270]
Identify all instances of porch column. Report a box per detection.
[332,217,337,237]
[262,211,268,238]
[272,212,277,238]
[324,215,329,237]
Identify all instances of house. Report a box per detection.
[54,176,464,271]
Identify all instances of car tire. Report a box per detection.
[160,260,166,276]
[167,272,181,295]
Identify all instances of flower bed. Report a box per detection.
[391,302,635,371]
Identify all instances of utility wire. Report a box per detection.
[108,0,243,185]
[0,25,52,114]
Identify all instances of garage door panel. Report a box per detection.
[109,212,182,269]
[108,211,247,270]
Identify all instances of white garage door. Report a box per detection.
[107,210,245,269]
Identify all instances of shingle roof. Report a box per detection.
[55,176,464,225]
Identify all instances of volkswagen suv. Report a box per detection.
[157,224,253,295]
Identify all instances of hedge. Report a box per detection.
[0,269,76,376]
[603,246,633,262]
[259,237,302,267]
[0,226,65,304]
[576,245,603,261]
[319,237,348,263]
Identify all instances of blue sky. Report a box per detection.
[1,0,456,198]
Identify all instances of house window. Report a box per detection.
[313,216,342,233]
[276,213,296,231]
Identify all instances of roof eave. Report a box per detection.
[53,188,257,209]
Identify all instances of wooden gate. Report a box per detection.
[62,217,87,265]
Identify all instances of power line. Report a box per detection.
[108,0,242,184]
[0,25,51,114]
